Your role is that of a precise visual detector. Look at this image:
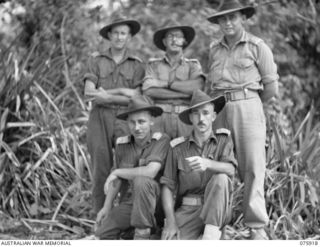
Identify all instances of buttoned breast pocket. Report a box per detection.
[175,65,189,81]
[120,69,134,88]
[98,64,113,88]
[158,64,170,81]
[234,58,254,70]
[177,158,192,173]
[138,158,146,167]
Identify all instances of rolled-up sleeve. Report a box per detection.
[219,135,238,168]
[160,147,178,192]
[257,41,279,85]
[189,59,206,80]
[83,55,99,86]
[145,135,170,167]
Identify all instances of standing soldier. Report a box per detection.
[206,0,279,239]
[95,95,170,240]
[161,90,237,240]
[142,23,205,139]
[83,14,145,214]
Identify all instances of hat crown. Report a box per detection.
[127,95,154,113]
[189,90,213,108]
[218,0,245,11]
[109,12,129,23]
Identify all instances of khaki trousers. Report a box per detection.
[213,97,269,228]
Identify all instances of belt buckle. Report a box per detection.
[224,91,232,101]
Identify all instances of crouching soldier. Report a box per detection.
[160,90,237,240]
[95,95,170,240]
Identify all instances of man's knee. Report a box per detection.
[208,173,230,189]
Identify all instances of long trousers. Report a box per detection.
[95,176,160,239]
[213,97,269,228]
[87,106,128,214]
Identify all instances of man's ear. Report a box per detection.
[162,38,167,48]
[107,31,111,40]
[211,111,217,122]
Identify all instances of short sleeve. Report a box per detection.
[217,135,238,168]
[160,147,178,192]
[143,61,158,81]
[256,41,279,85]
[189,59,205,80]
[83,55,99,86]
[145,134,170,167]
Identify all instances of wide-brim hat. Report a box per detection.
[153,25,195,51]
[117,95,163,121]
[179,90,226,125]
[207,0,255,24]
[99,15,141,40]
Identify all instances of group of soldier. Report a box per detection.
[83,0,279,240]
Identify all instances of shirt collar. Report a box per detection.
[187,131,217,148]
[102,48,136,62]
[220,30,247,48]
[130,131,158,145]
[163,54,186,67]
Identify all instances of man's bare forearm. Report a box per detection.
[144,88,189,99]
[162,186,176,224]
[170,77,204,95]
[101,179,122,210]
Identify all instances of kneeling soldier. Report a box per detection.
[95,95,170,240]
[161,90,237,240]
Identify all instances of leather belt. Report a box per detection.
[224,89,259,102]
[182,196,203,206]
[155,104,188,114]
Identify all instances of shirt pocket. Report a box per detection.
[119,69,134,88]
[98,64,113,88]
[138,158,146,167]
[234,58,254,70]
[158,64,170,81]
[177,158,192,173]
[175,65,189,81]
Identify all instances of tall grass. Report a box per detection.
[0,40,93,238]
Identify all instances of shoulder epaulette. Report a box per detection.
[148,57,163,63]
[216,128,231,136]
[246,33,263,46]
[209,39,221,49]
[170,136,186,148]
[91,51,100,58]
[116,135,131,145]
[152,132,162,141]
[185,58,200,63]
[130,55,143,63]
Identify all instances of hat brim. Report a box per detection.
[179,95,226,125]
[207,6,255,24]
[116,106,163,121]
[153,26,195,51]
[99,20,141,40]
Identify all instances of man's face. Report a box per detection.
[108,24,132,50]
[127,111,153,142]
[189,103,216,134]
[162,29,185,54]
[217,11,245,38]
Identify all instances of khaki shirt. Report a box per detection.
[114,132,170,201]
[160,129,237,197]
[84,48,145,90]
[207,31,279,93]
[144,56,204,105]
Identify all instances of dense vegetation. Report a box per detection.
[0,0,319,240]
